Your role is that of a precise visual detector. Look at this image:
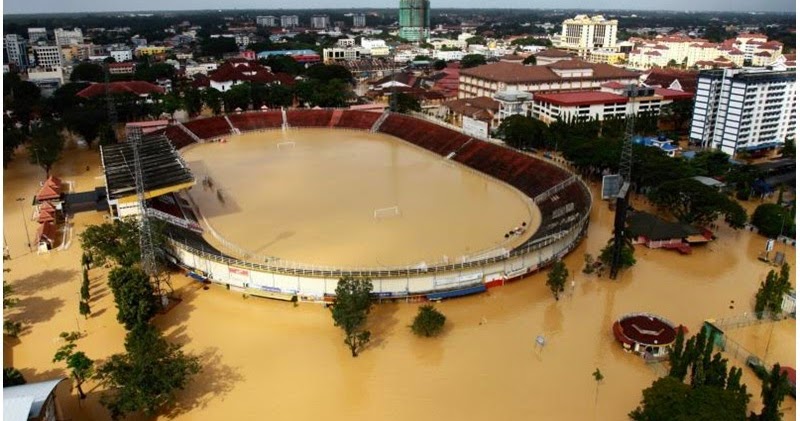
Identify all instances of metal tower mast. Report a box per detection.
[609,86,640,280]
[128,127,157,277]
[105,63,118,142]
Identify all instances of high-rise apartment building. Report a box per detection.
[311,15,330,29]
[398,0,430,42]
[353,14,366,28]
[32,45,64,68]
[559,15,617,58]
[4,34,29,69]
[256,16,278,27]
[27,27,47,43]
[690,67,797,156]
[280,15,299,28]
[54,28,83,46]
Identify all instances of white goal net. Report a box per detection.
[373,206,401,219]
[277,141,296,150]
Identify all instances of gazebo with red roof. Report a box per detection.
[36,221,58,250]
[36,184,61,202]
[613,313,683,360]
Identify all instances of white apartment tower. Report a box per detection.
[32,45,64,68]
[27,27,47,43]
[256,16,278,27]
[311,15,330,29]
[4,34,29,69]
[280,15,299,28]
[353,14,366,28]
[559,15,618,58]
[690,67,796,157]
[54,28,83,46]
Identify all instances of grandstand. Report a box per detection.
[155,110,591,302]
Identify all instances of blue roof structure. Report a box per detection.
[257,49,317,58]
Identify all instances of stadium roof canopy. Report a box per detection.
[101,135,195,203]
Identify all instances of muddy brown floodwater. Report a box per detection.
[182,129,537,268]
[2,141,795,421]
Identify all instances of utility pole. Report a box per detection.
[105,62,118,143]
[15,198,32,252]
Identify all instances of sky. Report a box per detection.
[2,0,796,14]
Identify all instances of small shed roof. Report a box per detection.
[692,176,725,188]
[628,211,700,241]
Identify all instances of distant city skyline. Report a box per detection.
[2,0,795,15]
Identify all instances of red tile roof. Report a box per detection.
[646,51,662,56]
[601,81,627,89]
[443,96,499,121]
[756,51,773,57]
[76,81,165,99]
[533,91,627,106]
[534,49,574,58]
[545,59,593,69]
[209,61,295,85]
[37,221,57,245]
[460,61,638,84]
[653,88,694,101]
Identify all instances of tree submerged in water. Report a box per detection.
[330,276,373,357]
[411,305,446,337]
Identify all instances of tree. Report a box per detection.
[79,300,91,319]
[690,150,731,178]
[546,260,568,300]
[260,55,304,76]
[95,324,201,419]
[79,219,141,267]
[460,54,487,69]
[3,120,26,168]
[433,59,447,70]
[4,281,18,309]
[330,276,373,357]
[780,137,795,159]
[629,377,748,421]
[202,88,223,115]
[183,87,204,117]
[754,264,792,317]
[755,363,792,421]
[200,37,238,59]
[522,55,537,65]
[81,268,91,301]
[413,55,432,61]
[264,84,294,108]
[27,123,66,176]
[3,367,26,386]
[304,64,353,83]
[411,305,446,337]
[648,178,747,229]
[107,266,157,330]
[465,36,486,45]
[599,239,636,271]
[70,62,105,82]
[53,332,94,399]
[751,204,794,238]
[496,115,549,149]
[593,368,604,408]
[394,92,421,114]
[222,83,251,112]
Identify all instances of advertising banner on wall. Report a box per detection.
[463,116,489,138]
[228,266,250,283]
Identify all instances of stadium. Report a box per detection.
[103,110,592,302]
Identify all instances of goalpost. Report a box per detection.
[373,206,401,219]
[277,141,296,150]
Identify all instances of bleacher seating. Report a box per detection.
[334,110,382,130]
[164,126,197,149]
[378,114,472,156]
[228,112,284,131]
[148,194,185,219]
[183,116,232,140]
[286,110,334,127]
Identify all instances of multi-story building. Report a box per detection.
[54,28,83,46]
[135,45,167,56]
[27,27,47,44]
[185,62,219,77]
[311,15,330,29]
[26,66,64,97]
[690,67,796,156]
[627,34,782,70]
[4,34,29,69]
[353,14,366,28]
[399,0,430,42]
[32,45,63,69]
[458,59,640,99]
[323,47,369,63]
[280,15,299,28]
[256,16,278,27]
[559,15,618,58]
[109,48,133,62]
[107,62,136,75]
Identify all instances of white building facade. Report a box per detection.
[353,14,366,28]
[32,45,63,68]
[54,28,83,46]
[311,15,330,29]
[280,15,299,28]
[109,48,133,62]
[28,27,47,43]
[256,16,278,27]
[4,34,29,69]
[690,67,797,156]
[559,15,618,58]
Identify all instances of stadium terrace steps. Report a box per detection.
[183,116,233,139]
[228,111,284,131]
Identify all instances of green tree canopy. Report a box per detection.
[79,218,140,267]
[330,276,373,357]
[433,59,447,70]
[546,260,568,300]
[689,150,731,177]
[202,88,223,115]
[95,324,201,420]
[394,92,421,114]
[53,332,94,399]
[522,55,537,65]
[751,204,794,238]
[755,263,793,317]
[201,37,238,59]
[28,122,66,176]
[70,62,105,82]
[648,178,747,228]
[629,376,748,421]
[756,363,793,421]
[222,83,252,112]
[304,64,353,83]
[3,367,26,387]
[465,36,486,45]
[107,266,157,330]
[460,54,487,69]
[259,55,304,76]
[495,115,549,149]
[295,79,351,108]
[411,305,446,337]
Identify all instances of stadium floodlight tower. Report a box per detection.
[105,62,118,142]
[128,126,157,277]
[609,85,651,279]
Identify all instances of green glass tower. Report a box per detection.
[398,0,430,42]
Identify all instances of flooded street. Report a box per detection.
[182,129,537,268]
[2,143,795,421]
